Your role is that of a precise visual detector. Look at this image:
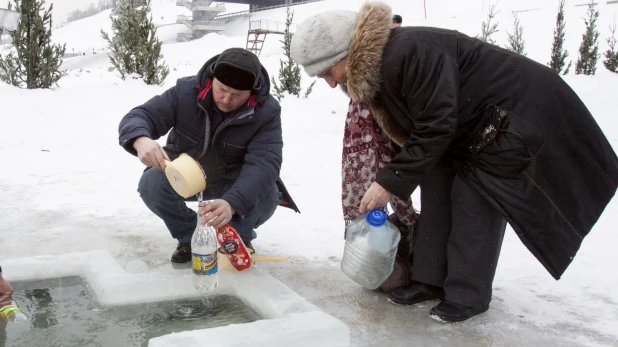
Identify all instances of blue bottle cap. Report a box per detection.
[366,209,387,226]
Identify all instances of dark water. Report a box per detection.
[0,277,261,347]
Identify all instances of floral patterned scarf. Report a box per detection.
[341,101,418,231]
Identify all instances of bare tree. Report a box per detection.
[505,11,526,55]
[603,20,618,73]
[575,0,600,75]
[478,4,500,45]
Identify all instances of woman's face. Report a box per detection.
[318,57,348,88]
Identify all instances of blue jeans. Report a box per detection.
[137,167,279,244]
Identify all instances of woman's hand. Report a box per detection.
[359,182,393,213]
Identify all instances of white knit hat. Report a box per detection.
[290,10,358,77]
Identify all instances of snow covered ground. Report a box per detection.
[1,0,618,346]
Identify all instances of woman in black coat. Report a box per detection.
[291,1,618,322]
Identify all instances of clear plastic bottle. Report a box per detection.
[0,300,29,322]
[192,202,218,293]
[341,209,401,290]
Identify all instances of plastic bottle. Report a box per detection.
[0,300,29,322]
[341,209,401,290]
[191,202,218,293]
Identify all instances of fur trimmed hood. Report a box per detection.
[342,1,408,146]
[343,1,392,103]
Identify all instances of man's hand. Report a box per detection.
[0,275,14,303]
[359,182,393,213]
[198,200,236,229]
[133,136,170,170]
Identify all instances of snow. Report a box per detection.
[1,0,618,346]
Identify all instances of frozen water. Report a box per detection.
[3,277,261,347]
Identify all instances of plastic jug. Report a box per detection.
[341,209,401,290]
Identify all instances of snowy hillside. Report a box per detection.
[1,0,618,346]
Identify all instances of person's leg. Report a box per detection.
[137,167,197,244]
[228,184,280,246]
[429,175,507,322]
[443,176,507,308]
[410,159,457,286]
[388,159,456,304]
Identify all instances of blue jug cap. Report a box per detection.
[366,209,387,226]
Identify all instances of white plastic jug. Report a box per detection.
[341,209,401,290]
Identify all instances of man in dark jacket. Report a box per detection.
[291,2,618,322]
[118,48,299,263]
[392,14,402,28]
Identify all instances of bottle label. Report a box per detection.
[192,251,217,275]
[0,304,20,319]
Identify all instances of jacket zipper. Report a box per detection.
[196,101,211,161]
[212,108,255,143]
[195,101,255,161]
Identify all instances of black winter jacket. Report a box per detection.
[344,2,618,279]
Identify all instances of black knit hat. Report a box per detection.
[392,14,402,24]
[212,48,261,91]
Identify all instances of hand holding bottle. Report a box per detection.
[198,199,235,229]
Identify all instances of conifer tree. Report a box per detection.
[603,21,618,73]
[575,1,600,75]
[101,0,168,85]
[478,4,499,45]
[505,11,526,55]
[548,0,571,74]
[0,0,66,88]
[272,0,315,101]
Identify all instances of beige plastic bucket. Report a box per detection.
[164,154,207,198]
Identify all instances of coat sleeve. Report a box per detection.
[221,104,283,219]
[118,84,178,155]
[375,42,459,200]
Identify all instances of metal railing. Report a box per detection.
[249,20,296,33]
[63,52,84,59]
[177,32,194,42]
[177,15,225,30]
[215,0,323,20]
[176,0,226,11]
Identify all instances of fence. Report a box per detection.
[249,20,296,33]
[215,0,323,20]
[178,15,225,29]
[176,0,226,11]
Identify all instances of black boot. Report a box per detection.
[387,281,445,305]
[429,300,488,323]
[171,242,192,263]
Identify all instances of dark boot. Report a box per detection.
[429,300,488,323]
[387,281,445,305]
[171,242,192,263]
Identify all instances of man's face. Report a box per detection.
[317,57,348,88]
[212,78,252,113]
